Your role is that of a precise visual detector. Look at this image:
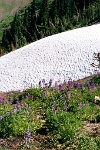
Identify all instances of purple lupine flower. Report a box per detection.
[91,82,95,89]
[25,95,29,99]
[24,128,31,149]
[94,99,97,103]
[21,104,24,108]
[0,116,2,121]
[77,83,81,91]
[78,103,82,108]
[16,100,20,106]
[73,82,77,88]
[95,83,98,87]
[6,111,10,115]
[59,84,64,92]
[51,101,56,111]
[16,97,19,101]
[22,95,25,99]
[6,93,9,98]
[39,81,42,88]
[55,80,60,87]
[0,97,5,104]
[55,81,58,87]
[81,84,84,90]
[15,90,20,94]
[43,90,48,97]
[42,79,45,85]
[63,105,68,111]
[68,79,73,87]
[87,85,91,91]
[25,128,31,142]
[13,108,18,114]
[8,97,13,105]
[59,95,62,100]
[49,79,52,87]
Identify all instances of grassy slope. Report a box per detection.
[0,0,32,21]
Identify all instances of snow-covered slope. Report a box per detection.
[0,24,100,92]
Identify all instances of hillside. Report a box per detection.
[0,0,100,54]
[0,24,100,92]
[0,0,32,21]
[0,0,32,50]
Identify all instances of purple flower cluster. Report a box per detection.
[51,101,56,111]
[63,101,68,111]
[39,79,53,88]
[0,97,5,104]
[8,97,13,105]
[24,128,31,148]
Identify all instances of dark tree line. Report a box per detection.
[1,0,100,53]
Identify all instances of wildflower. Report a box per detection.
[24,128,31,148]
[77,83,81,91]
[16,97,19,101]
[42,79,45,86]
[59,84,64,92]
[21,104,24,108]
[0,116,2,121]
[55,80,60,87]
[78,103,82,108]
[59,95,62,100]
[25,95,28,99]
[22,95,24,99]
[39,81,42,88]
[63,105,68,111]
[51,101,56,111]
[6,93,9,97]
[16,100,20,106]
[13,108,17,114]
[6,111,10,115]
[8,97,13,105]
[0,97,5,104]
[68,78,73,87]
[43,90,48,97]
[25,128,31,141]
[49,79,52,87]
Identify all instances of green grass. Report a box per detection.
[0,75,100,149]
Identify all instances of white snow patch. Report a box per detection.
[0,24,100,92]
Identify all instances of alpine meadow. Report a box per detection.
[0,0,100,149]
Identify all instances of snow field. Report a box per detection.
[0,24,100,92]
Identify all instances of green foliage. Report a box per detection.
[0,106,30,137]
[90,75,100,85]
[45,111,81,143]
[77,136,100,150]
[0,76,100,149]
